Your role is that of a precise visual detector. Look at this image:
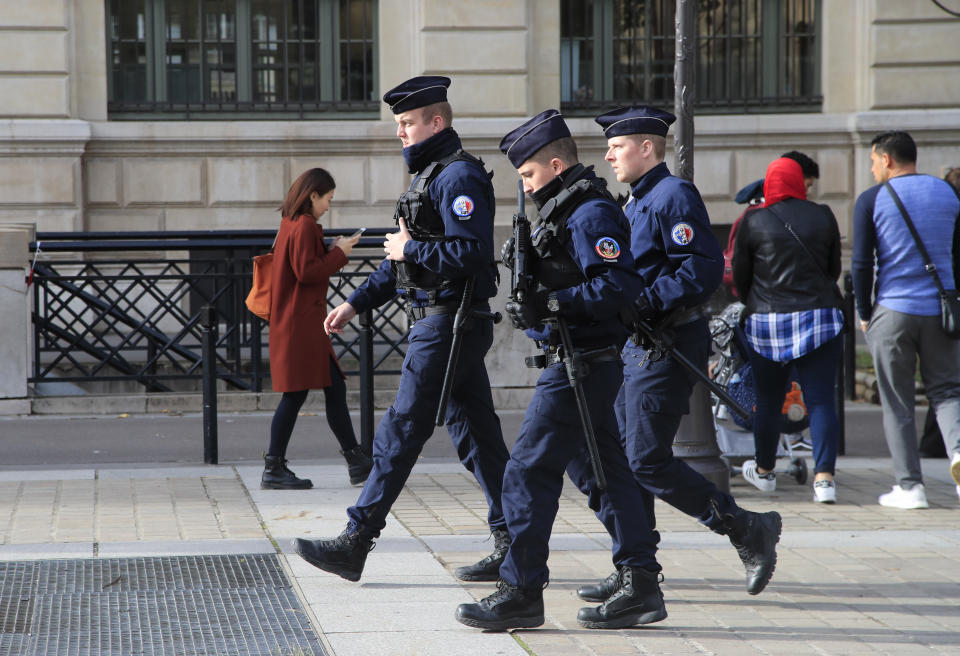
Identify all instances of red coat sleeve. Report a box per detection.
[288,215,348,284]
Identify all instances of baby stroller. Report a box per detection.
[709,302,809,485]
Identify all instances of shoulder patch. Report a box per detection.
[595,236,621,260]
[670,222,694,246]
[452,195,475,218]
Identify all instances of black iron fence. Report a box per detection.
[28,229,406,459]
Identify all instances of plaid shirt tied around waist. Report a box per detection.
[744,308,844,362]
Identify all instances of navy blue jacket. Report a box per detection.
[526,168,642,347]
[348,129,497,312]
[625,162,723,313]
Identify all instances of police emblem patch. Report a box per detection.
[452,195,474,218]
[595,236,621,260]
[671,222,694,245]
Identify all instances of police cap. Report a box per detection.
[735,178,765,204]
[594,105,676,138]
[498,109,571,168]
[383,76,451,114]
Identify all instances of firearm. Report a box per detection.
[554,316,610,490]
[508,178,608,489]
[510,179,534,303]
[633,315,751,422]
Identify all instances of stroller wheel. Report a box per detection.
[789,457,808,485]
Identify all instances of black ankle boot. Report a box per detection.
[294,527,375,582]
[720,508,782,595]
[577,568,620,602]
[455,580,544,630]
[341,446,373,486]
[261,455,313,490]
[454,528,511,581]
[576,566,667,629]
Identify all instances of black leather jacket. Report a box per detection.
[731,197,842,314]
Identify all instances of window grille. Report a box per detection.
[107,0,378,118]
[561,0,821,114]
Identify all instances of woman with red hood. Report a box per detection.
[732,156,844,503]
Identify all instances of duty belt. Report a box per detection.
[525,343,621,369]
[406,301,490,325]
[631,305,705,347]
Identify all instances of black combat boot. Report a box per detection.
[294,527,375,582]
[455,580,544,630]
[576,568,620,602]
[340,446,373,486]
[576,566,667,629]
[454,528,511,581]
[720,507,782,595]
[261,455,313,490]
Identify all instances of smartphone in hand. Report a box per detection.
[350,227,367,239]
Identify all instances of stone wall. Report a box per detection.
[2,0,960,402]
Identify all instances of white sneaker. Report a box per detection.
[878,484,929,509]
[813,480,836,504]
[950,452,960,487]
[742,459,776,492]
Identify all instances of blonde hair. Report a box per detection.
[420,102,452,128]
[631,134,666,160]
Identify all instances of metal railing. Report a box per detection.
[28,229,407,459]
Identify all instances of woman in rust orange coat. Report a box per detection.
[263,168,372,489]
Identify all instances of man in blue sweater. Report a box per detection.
[852,130,960,508]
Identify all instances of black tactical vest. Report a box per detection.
[530,168,614,292]
[392,150,491,295]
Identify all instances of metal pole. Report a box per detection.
[670,0,730,492]
[358,308,375,455]
[674,0,695,183]
[201,305,219,464]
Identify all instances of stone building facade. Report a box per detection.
[1,0,958,403]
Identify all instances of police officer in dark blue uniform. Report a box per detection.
[574,105,782,603]
[456,110,669,631]
[294,76,511,583]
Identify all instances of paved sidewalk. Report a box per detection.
[1,452,959,655]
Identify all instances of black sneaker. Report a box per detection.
[294,527,375,582]
[576,567,667,629]
[576,569,620,603]
[724,509,782,594]
[455,580,544,631]
[454,528,510,582]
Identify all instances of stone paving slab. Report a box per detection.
[0,457,959,655]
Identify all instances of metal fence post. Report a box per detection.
[250,316,263,393]
[359,308,375,455]
[201,305,219,464]
[843,272,856,400]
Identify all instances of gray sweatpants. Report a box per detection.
[866,304,960,489]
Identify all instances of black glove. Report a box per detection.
[504,290,553,330]
[500,236,515,270]
[633,292,657,323]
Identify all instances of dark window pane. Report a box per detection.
[109,0,379,117]
[561,0,820,114]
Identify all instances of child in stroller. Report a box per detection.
[709,302,809,486]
